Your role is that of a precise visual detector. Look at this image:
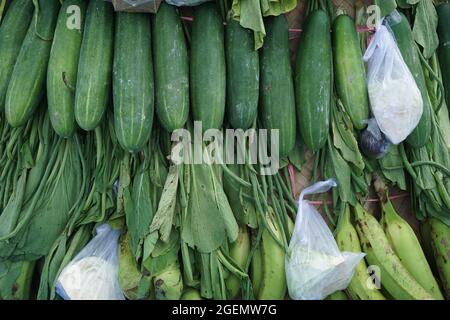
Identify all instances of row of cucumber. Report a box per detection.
[0,0,446,156]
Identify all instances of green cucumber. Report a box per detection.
[153,2,189,132]
[295,10,332,151]
[260,15,296,158]
[113,12,154,153]
[47,0,87,138]
[333,14,369,130]
[191,3,226,131]
[389,13,432,148]
[225,18,259,130]
[0,0,34,112]
[437,4,450,109]
[75,0,114,131]
[5,0,60,127]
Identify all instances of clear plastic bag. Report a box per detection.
[285,180,364,300]
[110,0,161,12]
[55,224,125,300]
[165,0,212,6]
[363,13,423,145]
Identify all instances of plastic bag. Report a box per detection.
[359,118,391,159]
[110,0,162,12]
[55,224,125,300]
[165,0,212,6]
[285,180,364,300]
[166,0,212,6]
[363,13,423,145]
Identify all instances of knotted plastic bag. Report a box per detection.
[285,180,364,300]
[55,224,125,300]
[363,13,423,145]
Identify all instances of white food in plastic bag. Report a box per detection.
[56,224,125,300]
[363,18,423,145]
[285,180,364,300]
[57,257,119,300]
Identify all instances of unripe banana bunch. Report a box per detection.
[354,204,434,300]
[381,200,443,300]
[334,206,385,300]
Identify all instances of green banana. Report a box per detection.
[429,218,450,299]
[326,291,348,300]
[354,204,434,300]
[154,262,183,300]
[382,200,443,300]
[226,225,250,299]
[335,206,386,300]
[181,288,202,300]
[254,210,287,300]
[0,260,35,300]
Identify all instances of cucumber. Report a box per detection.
[260,15,296,158]
[225,18,259,130]
[113,12,154,153]
[0,0,34,112]
[75,0,114,131]
[295,10,332,151]
[437,4,450,108]
[153,2,189,132]
[389,13,432,148]
[47,0,87,138]
[191,3,226,131]
[5,0,60,127]
[333,14,369,130]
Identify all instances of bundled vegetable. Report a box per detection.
[0,108,84,261]
[0,0,448,302]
